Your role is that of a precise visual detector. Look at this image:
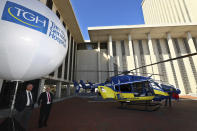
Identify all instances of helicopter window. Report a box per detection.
[115,85,119,91]
[144,82,153,96]
[120,84,132,92]
[132,82,144,93]
[132,81,153,96]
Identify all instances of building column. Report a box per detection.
[38,79,45,97]
[108,35,114,77]
[116,41,123,73]
[167,33,185,94]
[97,42,101,83]
[160,39,176,87]
[61,58,66,80]
[67,35,72,80]
[56,82,62,98]
[133,40,141,75]
[74,44,78,81]
[54,69,58,79]
[127,35,136,72]
[178,39,196,93]
[187,32,197,70]
[0,79,3,94]
[67,84,70,96]
[142,40,153,76]
[71,40,75,81]
[187,32,197,94]
[147,33,160,80]
[127,35,137,75]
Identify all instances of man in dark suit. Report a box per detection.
[38,87,54,128]
[15,84,34,130]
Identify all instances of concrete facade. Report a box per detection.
[84,24,197,95]
[142,0,197,24]
[36,0,82,97]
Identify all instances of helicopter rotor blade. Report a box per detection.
[75,53,197,77]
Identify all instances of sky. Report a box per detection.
[70,0,144,40]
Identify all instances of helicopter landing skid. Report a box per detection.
[119,101,161,111]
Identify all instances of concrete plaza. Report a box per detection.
[1,96,197,131]
[24,97,197,131]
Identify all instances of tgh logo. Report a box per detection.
[1,1,49,34]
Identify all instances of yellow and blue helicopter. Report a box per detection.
[97,74,180,110]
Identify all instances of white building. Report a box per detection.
[142,0,197,24]
[76,0,197,95]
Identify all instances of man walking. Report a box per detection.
[15,84,34,130]
[38,87,54,128]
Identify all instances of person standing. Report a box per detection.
[38,87,54,128]
[15,84,34,130]
[165,88,173,107]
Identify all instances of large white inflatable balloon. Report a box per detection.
[0,0,68,81]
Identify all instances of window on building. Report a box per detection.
[87,43,97,50]
[64,31,70,80]
[156,39,162,55]
[173,38,181,54]
[67,30,70,38]
[58,64,62,78]
[192,37,197,51]
[100,43,107,49]
[56,11,60,19]
[112,41,116,56]
[69,37,74,81]
[63,22,66,28]
[121,40,125,56]
[165,39,171,54]
[146,41,150,55]
[77,43,98,50]
[77,43,86,50]
[72,43,77,80]
[114,63,118,75]
[49,72,54,77]
[46,0,53,10]
[133,40,137,55]
[183,38,191,53]
[64,53,68,80]
[138,40,143,54]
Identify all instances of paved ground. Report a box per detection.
[0,96,74,119]
[1,97,197,131]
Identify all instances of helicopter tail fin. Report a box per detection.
[98,86,116,99]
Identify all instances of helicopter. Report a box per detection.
[97,74,181,110]
[75,53,195,110]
